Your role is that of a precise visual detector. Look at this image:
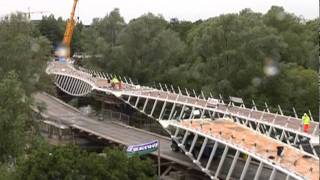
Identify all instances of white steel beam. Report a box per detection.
[214,146,229,179]
[142,98,149,112]
[239,156,252,180]
[269,168,277,180]
[149,98,158,117]
[226,150,240,180]
[253,161,264,180]
[205,141,219,170]
[189,134,199,154]
[196,137,208,162]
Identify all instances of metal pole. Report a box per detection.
[292,107,298,118]
[129,78,134,85]
[239,156,251,180]
[219,94,224,104]
[265,102,270,113]
[193,89,197,98]
[201,91,206,100]
[308,110,314,121]
[178,86,182,95]
[252,99,257,110]
[185,88,190,96]
[159,83,163,91]
[170,85,175,93]
[278,105,283,115]
[158,140,161,180]
[164,84,169,92]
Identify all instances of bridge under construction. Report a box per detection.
[41,61,319,180]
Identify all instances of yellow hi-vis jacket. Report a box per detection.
[302,114,310,125]
[111,77,119,84]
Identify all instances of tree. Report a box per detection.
[186,12,287,97]
[263,6,318,69]
[0,164,14,180]
[281,65,318,116]
[16,146,156,180]
[169,18,194,41]
[0,72,31,163]
[80,7,318,118]
[94,8,126,46]
[81,9,126,70]
[37,15,65,47]
[115,13,185,83]
[0,13,52,95]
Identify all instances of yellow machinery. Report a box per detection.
[63,0,78,51]
[57,0,78,59]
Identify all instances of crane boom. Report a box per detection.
[63,0,78,52]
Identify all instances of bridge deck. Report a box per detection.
[34,93,197,168]
[176,119,319,180]
[47,62,319,138]
[126,90,318,137]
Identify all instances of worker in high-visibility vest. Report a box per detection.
[302,113,310,133]
[111,77,119,89]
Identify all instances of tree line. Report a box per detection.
[37,6,318,117]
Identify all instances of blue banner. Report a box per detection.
[127,140,159,157]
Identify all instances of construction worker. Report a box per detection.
[302,113,310,133]
[118,80,125,90]
[111,77,119,89]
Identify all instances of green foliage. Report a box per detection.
[263,6,318,69]
[16,146,156,180]
[0,13,53,95]
[37,15,65,46]
[0,72,30,163]
[0,164,14,180]
[0,12,53,167]
[281,65,318,115]
[82,11,185,84]
[78,6,317,116]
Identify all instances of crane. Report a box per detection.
[63,0,79,53]
[22,8,49,20]
[55,0,79,61]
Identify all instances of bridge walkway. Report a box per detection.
[168,119,318,180]
[34,92,196,168]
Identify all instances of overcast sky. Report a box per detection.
[0,0,318,24]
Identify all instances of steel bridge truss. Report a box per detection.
[47,62,319,157]
[168,123,306,180]
[46,62,319,157]
[46,62,319,179]
[120,92,319,157]
[120,94,317,180]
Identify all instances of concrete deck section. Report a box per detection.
[33,92,197,168]
[176,119,319,180]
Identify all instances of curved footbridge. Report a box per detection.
[167,119,318,180]
[45,61,319,179]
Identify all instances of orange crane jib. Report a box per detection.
[63,0,78,50]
